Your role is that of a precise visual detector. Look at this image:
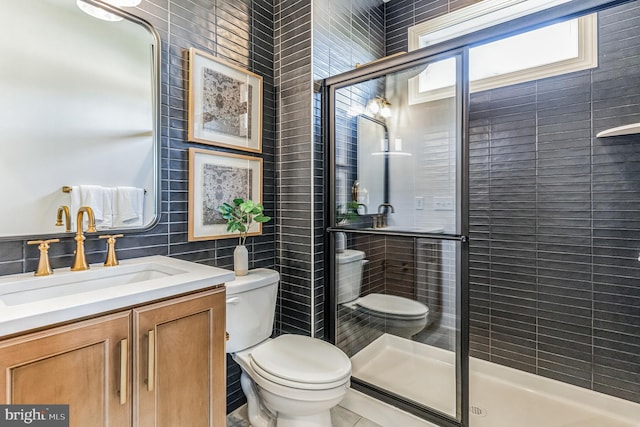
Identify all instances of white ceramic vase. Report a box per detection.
[234,245,249,276]
[335,232,346,253]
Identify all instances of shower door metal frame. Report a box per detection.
[323,47,471,427]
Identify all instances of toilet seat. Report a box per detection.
[249,335,351,390]
[356,293,429,320]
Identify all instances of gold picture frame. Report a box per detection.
[188,148,263,241]
[187,47,263,153]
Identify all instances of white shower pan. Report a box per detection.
[349,334,640,427]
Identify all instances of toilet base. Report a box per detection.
[234,337,349,427]
[276,411,331,427]
[241,372,275,427]
[240,370,341,427]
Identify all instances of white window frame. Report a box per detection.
[407,0,598,104]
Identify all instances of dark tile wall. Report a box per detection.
[0,0,276,414]
[313,0,385,338]
[385,0,483,56]
[591,6,640,400]
[387,0,640,404]
[469,2,640,403]
[274,0,315,337]
[273,0,385,342]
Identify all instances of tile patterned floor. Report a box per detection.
[227,404,382,427]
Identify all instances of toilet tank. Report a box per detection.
[336,249,365,305]
[225,269,279,353]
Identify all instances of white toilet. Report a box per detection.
[226,269,351,427]
[337,249,429,338]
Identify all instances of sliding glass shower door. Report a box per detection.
[325,50,469,427]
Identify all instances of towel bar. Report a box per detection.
[62,186,147,194]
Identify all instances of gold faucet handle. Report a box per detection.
[27,239,60,276]
[99,234,124,267]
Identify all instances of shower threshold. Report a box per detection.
[350,334,639,427]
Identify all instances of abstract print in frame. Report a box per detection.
[188,148,263,241]
[187,47,263,153]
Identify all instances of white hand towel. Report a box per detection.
[101,188,114,228]
[69,186,81,229]
[79,185,113,229]
[79,185,105,221]
[114,186,144,227]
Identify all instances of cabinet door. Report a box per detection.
[133,288,226,427]
[0,312,132,427]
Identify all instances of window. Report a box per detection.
[408,0,597,104]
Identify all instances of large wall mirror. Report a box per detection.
[356,115,387,214]
[0,0,160,239]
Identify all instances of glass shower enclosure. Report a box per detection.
[324,49,469,427]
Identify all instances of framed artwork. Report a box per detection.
[188,148,263,241]
[187,47,263,153]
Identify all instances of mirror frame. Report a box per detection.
[2,0,162,241]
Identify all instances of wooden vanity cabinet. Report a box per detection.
[133,288,226,427]
[0,287,226,427]
[0,312,132,427]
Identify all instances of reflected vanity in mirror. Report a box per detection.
[0,0,160,239]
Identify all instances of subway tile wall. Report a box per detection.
[590,4,640,400]
[313,0,385,338]
[274,0,314,337]
[274,0,385,342]
[388,0,640,402]
[0,0,276,414]
[385,0,482,55]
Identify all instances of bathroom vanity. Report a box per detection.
[0,256,233,427]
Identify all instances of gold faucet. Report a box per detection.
[71,206,97,271]
[27,239,60,276]
[55,205,71,232]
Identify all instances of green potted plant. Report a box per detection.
[336,201,360,225]
[217,198,271,276]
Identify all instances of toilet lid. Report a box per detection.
[356,294,428,320]
[250,335,351,385]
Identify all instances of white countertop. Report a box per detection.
[0,255,234,337]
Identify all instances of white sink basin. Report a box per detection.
[0,262,186,306]
[0,255,234,337]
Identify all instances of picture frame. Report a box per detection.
[188,148,263,241]
[187,47,263,153]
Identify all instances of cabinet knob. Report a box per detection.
[225,331,230,341]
